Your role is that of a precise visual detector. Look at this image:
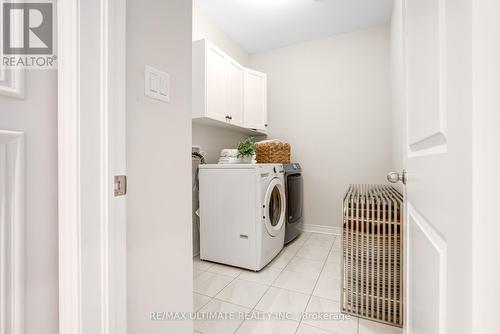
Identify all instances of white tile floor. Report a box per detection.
[193,232,402,334]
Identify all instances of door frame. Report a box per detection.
[471,1,500,332]
[0,131,25,334]
[57,1,126,333]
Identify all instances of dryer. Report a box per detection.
[283,163,304,244]
[198,164,286,271]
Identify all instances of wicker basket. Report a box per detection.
[255,140,291,163]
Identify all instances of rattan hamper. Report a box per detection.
[255,140,291,163]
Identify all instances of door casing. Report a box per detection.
[57,0,127,333]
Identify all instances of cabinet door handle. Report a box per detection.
[225,115,232,120]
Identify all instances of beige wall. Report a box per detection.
[0,70,59,333]
[250,25,392,229]
[126,0,193,333]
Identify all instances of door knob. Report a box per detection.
[387,170,407,185]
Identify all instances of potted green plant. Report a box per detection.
[237,137,256,163]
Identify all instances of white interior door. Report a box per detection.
[392,1,472,334]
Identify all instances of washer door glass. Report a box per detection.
[264,178,286,236]
[269,187,282,226]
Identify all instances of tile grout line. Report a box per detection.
[195,236,309,334]
[194,263,240,300]
[194,295,212,314]
[194,269,240,293]
[195,232,332,334]
[195,233,369,334]
[193,269,239,334]
[231,232,313,334]
[293,234,338,334]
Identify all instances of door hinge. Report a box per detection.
[114,175,127,196]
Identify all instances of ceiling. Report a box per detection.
[194,0,394,54]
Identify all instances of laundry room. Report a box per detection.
[191,1,393,243]
[191,1,397,333]
[1,0,494,332]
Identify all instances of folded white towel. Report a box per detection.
[218,156,257,164]
[220,149,239,158]
[218,157,241,164]
[256,139,284,145]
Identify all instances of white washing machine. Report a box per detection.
[198,164,286,271]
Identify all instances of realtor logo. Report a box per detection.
[1,1,56,68]
[3,2,53,55]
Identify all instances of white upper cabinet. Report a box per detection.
[226,59,244,127]
[243,69,267,131]
[193,40,229,122]
[205,44,228,122]
[192,39,267,134]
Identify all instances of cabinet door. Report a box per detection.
[243,69,267,130]
[226,60,244,126]
[206,45,227,122]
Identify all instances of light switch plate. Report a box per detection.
[145,65,170,102]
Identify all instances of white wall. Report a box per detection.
[126,0,193,333]
[250,25,392,229]
[193,4,249,66]
[390,0,405,179]
[472,0,500,332]
[192,123,247,163]
[0,71,59,333]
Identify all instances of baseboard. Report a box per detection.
[301,224,341,235]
